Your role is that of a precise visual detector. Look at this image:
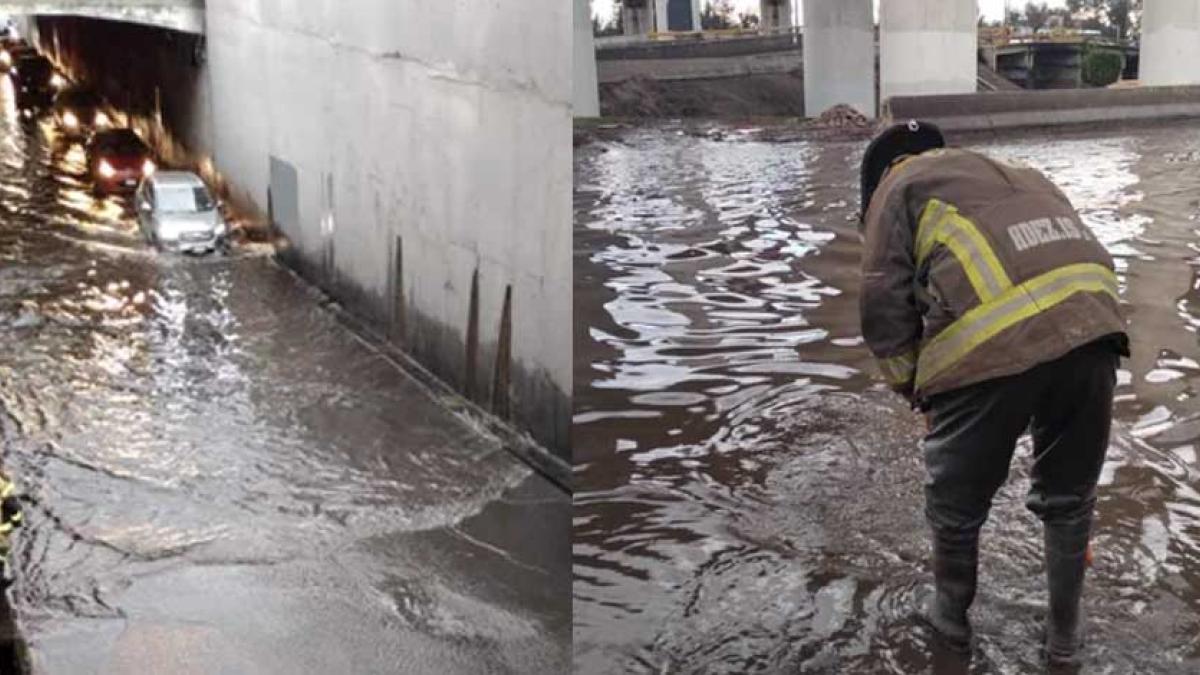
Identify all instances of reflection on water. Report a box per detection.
[574,123,1200,674]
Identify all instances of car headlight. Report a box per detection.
[94,111,110,127]
[142,159,156,176]
[50,73,65,89]
[98,159,115,178]
[62,111,78,128]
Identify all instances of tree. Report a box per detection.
[1024,2,1053,32]
[700,0,736,30]
[1082,48,1124,86]
[1066,0,1143,39]
[738,12,760,29]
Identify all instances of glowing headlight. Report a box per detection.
[50,73,66,89]
[62,111,78,128]
[98,159,115,178]
[94,111,110,127]
[0,51,10,67]
[142,159,156,176]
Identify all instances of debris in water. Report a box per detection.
[810,104,872,130]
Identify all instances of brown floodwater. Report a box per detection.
[573,121,1200,674]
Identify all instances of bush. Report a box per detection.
[1082,50,1124,87]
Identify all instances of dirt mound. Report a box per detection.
[599,73,807,118]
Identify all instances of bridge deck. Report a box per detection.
[0,0,203,34]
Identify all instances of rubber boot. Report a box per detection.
[1044,517,1091,667]
[927,536,977,653]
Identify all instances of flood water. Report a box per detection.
[0,80,570,674]
[573,122,1200,674]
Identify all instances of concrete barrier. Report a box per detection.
[884,85,1200,132]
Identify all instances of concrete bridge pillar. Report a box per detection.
[574,0,600,116]
[621,0,653,36]
[760,0,792,32]
[880,0,977,102]
[803,0,874,117]
[1140,0,1200,86]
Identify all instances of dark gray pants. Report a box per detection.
[922,340,1118,547]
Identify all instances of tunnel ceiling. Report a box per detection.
[0,0,204,34]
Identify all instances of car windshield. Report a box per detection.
[60,90,100,108]
[17,58,50,80]
[157,185,215,213]
[95,131,146,155]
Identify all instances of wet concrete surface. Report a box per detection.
[573,121,1200,673]
[0,80,569,673]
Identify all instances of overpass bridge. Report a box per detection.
[0,0,202,34]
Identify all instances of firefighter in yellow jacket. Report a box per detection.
[859,121,1129,665]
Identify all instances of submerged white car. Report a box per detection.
[135,172,227,254]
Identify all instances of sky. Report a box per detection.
[591,0,1069,24]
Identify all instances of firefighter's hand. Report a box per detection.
[1,495,21,530]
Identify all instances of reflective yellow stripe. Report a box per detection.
[878,349,917,386]
[0,482,13,500]
[7,512,20,524]
[0,523,13,535]
[916,263,1119,389]
[916,199,1013,302]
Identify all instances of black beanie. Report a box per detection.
[860,120,945,224]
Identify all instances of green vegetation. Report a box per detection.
[1081,49,1124,87]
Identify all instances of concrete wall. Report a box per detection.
[803,0,874,117]
[880,0,976,101]
[574,0,600,116]
[1140,0,1200,86]
[598,50,801,83]
[203,0,571,459]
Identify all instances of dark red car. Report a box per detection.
[85,129,156,195]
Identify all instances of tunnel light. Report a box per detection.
[98,159,115,178]
[142,159,156,176]
[94,111,110,127]
[62,111,78,128]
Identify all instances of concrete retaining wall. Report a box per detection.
[204,0,571,460]
[885,86,1200,132]
[597,50,802,83]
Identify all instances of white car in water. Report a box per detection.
[134,172,228,254]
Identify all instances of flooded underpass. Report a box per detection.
[0,80,570,673]
[573,121,1200,674]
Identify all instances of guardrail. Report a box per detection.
[596,25,800,49]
